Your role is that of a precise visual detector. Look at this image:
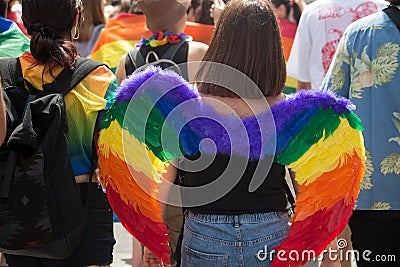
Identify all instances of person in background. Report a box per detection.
[75,0,106,57]
[287,0,387,90]
[90,0,149,73]
[321,1,400,266]
[114,1,207,265]
[2,0,117,266]
[115,0,208,84]
[0,0,27,35]
[271,0,305,94]
[187,0,214,24]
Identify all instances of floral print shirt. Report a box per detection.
[321,8,400,210]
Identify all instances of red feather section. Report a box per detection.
[271,199,354,267]
[106,186,171,264]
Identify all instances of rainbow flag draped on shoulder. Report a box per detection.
[90,14,151,73]
[91,14,214,73]
[0,16,30,58]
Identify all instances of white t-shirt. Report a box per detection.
[287,0,387,89]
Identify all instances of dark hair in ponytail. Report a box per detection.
[22,0,83,74]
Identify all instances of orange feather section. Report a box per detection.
[292,150,364,222]
[98,152,163,223]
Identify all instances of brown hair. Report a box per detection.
[22,0,82,73]
[196,0,286,98]
[389,0,400,4]
[77,0,106,42]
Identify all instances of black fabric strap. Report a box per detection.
[42,58,105,96]
[383,5,400,31]
[124,40,188,76]
[0,58,24,89]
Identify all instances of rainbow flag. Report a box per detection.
[91,14,150,73]
[91,14,214,73]
[279,18,297,94]
[0,16,30,58]
[184,21,214,45]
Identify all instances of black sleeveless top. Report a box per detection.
[182,154,289,215]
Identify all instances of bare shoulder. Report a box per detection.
[188,41,209,62]
[115,54,127,86]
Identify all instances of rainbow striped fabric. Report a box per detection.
[0,16,30,58]
[279,18,298,94]
[97,66,365,265]
[19,52,118,176]
[90,14,213,73]
[91,14,150,73]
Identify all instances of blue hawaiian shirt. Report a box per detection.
[321,8,400,211]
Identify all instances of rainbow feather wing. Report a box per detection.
[97,67,200,263]
[271,90,365,267]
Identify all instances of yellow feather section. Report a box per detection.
[98,120,168,182]
[288,118,366,185]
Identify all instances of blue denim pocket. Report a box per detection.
[183,244,229,267]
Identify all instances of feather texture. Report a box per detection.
[97,67,366,265]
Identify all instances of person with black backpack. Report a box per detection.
[113,1,208,266]
[114,0,209,85]
[0,0,118,266]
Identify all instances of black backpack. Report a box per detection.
[124,39,189,80]
[0,58,104,259]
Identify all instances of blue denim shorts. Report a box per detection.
[181,210,290,267]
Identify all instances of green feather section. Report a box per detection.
[343,111,364,131]
[275,108,341,165]
[100,95,181,162]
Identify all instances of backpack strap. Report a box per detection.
[383,5,400,31]
[0,58,24,88]
[161,39,187,61]
[42,58,106,96]
[125,48,145,76]
[124,40,188,77]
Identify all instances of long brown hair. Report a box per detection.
[77,0,106,42]
[22,0,82,73]
[196,0,286,98]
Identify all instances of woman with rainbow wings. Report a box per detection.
[97,0,365,266]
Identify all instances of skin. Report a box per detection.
[297,80,312,91]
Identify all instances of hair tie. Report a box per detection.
[27,22,60,38]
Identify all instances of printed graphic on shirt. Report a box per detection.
[319,2,379,74]
[361,150,374,190]
[370,202,392,210]
[380,112,400,176]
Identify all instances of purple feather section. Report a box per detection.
[117,67,355,159]
[271,89,354,133]
[116,66,199,104]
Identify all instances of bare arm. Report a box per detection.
[115,55,127,86]
[187,41,209,81]
[297,80,312,91]
[0,85,6,145]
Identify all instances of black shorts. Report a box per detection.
[349,210,400,267]
[5,183,116,267]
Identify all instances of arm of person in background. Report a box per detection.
[143,162,177,267]
[0,84,6,145]
[297,80,312,91]
[115,55,127,86]
[210,0,225,25]
[293,0,307,13]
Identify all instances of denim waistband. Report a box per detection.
[186,210,290,224]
